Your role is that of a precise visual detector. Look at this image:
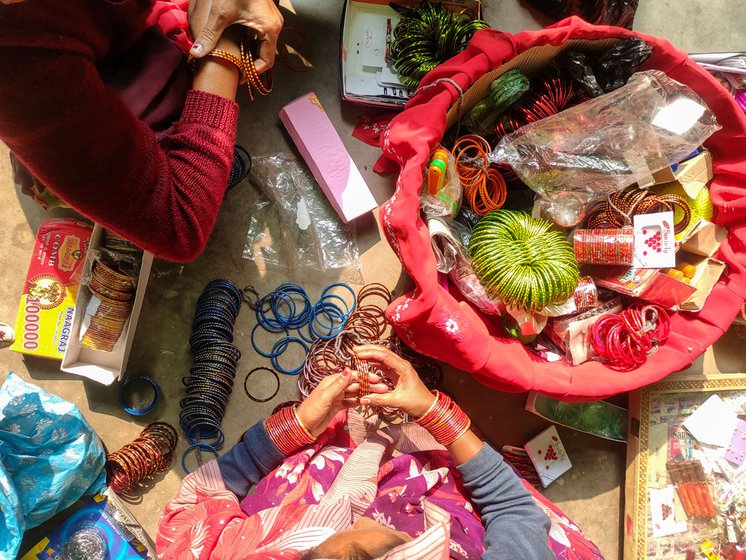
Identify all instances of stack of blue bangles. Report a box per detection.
[251,282,357,375]
[180,279,243,472]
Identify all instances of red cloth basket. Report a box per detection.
[379,17,746,399]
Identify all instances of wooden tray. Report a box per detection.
[624,374,746,560]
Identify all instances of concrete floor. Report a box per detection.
[1,0,745,558]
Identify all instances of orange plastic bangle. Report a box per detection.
[453,135,507,217]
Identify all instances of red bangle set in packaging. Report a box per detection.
[573,228,635,266]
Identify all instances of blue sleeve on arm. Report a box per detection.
[217,420,286,498]
[457,443,554,560]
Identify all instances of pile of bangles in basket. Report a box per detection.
[246,282,444,411]
[419,39,726,372]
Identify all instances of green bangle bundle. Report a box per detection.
[469,210,579,312]
[390,2,489,90]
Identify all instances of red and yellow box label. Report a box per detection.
[11,218,92,359]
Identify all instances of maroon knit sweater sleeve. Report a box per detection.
[0,47,238,262]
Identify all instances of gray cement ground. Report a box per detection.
[1,1,744,558]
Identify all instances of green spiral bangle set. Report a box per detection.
[469,211,580,313]
[390,2,488,89]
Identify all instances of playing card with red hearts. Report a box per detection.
[633,212,676,269]
[649,486,687,538]
[524,426,572,488]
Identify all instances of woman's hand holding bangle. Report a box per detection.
[295,369,389,438]
[352,345,437,418]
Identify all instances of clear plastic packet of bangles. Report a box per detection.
[426,217,504,315]
[490,70,721,207]
[427,217,471,273]
[546,297,623,365]
[243,153,362,282]
[449,263,506,316]
[80,247,141,289]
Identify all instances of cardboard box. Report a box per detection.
[340,0,482,109]
[635,254,725,312]
[680,219,726,257]
[526,392,627,442]
[445,38,620,129]
[10,218,93,360]
[589,251,725,312]
[61,225,153,385]
[280,92,377,223]
[651,149,713,196]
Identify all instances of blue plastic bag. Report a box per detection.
[0,373,106,558]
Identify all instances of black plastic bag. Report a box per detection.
[525,0,640,29]
[559,38,653,96]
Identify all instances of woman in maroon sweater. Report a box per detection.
[0,0,281,262]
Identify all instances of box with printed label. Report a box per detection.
[61,224,153,385]
[340,0,482,108]
[10,218,93,360]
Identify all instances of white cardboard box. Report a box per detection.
[61,225,153,385]
[340,0,482,108]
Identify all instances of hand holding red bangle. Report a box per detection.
[352,345,437,418]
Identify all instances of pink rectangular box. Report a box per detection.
[279,92,377,223]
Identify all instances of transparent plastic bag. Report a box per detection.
[491,70,721,205]
[427,217,471,273]
[427,217,504,315]
[420,146,462,218]
[450,263,505,316]
[243,153,361,280]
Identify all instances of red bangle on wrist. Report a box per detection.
[264,405,316,456]
[415,390,471,446]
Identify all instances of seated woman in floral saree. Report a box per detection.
[157,346,605,560]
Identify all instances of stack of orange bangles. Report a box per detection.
[453,134,507,217]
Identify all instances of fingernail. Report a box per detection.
[360,398,370,405]
[190,43,203,55]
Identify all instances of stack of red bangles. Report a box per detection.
[415,391,471,446]
[105,422,178,495]
[573,227,635,266]
[589,303,671,371]
[264,404,316,456]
